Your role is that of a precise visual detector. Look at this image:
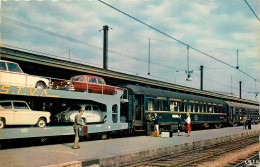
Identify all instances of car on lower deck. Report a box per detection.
[55,104,107,124]
[0,100,51,129]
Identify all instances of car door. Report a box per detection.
[13,102,35,125]
[89,77,99,93]
[97,78,107,94]
[7,62,27,87]
[92,105,102,122]
[0,102,14,125]
[84,105,95,123]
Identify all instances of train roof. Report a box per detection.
[225,101,259,110]
[124,85,226,104]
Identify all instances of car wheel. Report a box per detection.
[0,119,5,129]
[36,118,47,127]
[85,89,91,93]
[36,82,47,89]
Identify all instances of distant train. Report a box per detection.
[121,85,260,134]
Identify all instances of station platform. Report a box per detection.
[0,125,259,167]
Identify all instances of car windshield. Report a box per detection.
[7,63,23,73]
[0,62,7,71]
[13,102,29,110]
[69,105,81,111]
[0,102,12,109]
[73,76,86,82]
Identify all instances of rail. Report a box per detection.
[118,133,259,167]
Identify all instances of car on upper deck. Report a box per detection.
[52,75,121,95]
[0,100,51,129]
[0,60,50,88]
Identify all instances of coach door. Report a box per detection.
[134,95,144,123]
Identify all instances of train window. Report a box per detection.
[156,100,162,111]
[194,103,198,112]
[112,104,118,123]
[163,100,168,111]
[213,105,218,113]
[180,102,184,112]
[204,104,207,113]
[219,106,223,113]
[198,104,202,113]
[170,101,180,112]
[187,103,192,112]
[148,98,154,111]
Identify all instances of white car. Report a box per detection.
[56,104,107,124]
[0,100,51,129]
[0,60,50,88]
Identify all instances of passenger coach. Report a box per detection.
[121,85,259,134]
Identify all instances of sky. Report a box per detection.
[1,0,260,102]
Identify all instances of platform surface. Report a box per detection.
[0,125,259,167]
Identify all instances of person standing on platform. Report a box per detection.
[154,113,159,132]
[177,114,182,136]
[73,109,85,149]
[248,116,251,130]
[243,116,247,129]
[146,112,153,135]
[185,113,191,137]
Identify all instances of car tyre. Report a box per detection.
[36,118,47,127]
[0,119,5,129]
[85,89,91,93]
[36,82,47,89]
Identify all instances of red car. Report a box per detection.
[52,75,121,95]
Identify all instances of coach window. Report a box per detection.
[170,101,180,112]
[112,104,118,123]
[148,98,154,111]
[198,103,202,113]
[213,104,218,113]
[194,103,198,112]
[219,105,223,113]
[188,102,192,112]
[163,100,168,111]
[156,100,162,111]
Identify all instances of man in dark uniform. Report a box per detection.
[73,109,85,149]
[146,112,153,135]
[177,114,182,136]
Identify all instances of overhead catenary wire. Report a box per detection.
[97,0,260,83]
[244,0,260,22]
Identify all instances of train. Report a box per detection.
[121,85,260,135]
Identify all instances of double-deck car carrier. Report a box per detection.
[0,84,128,139]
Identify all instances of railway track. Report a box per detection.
[118,133,259,167]
[228,151,259,167]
